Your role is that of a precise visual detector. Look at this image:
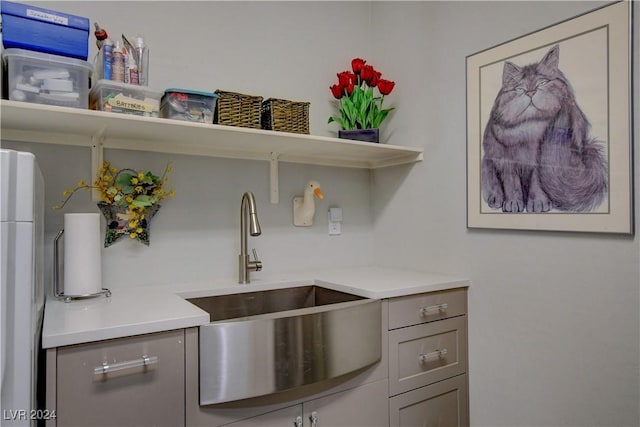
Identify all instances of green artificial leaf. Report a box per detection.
[359,100,369,127]
[372,107,394,128]
[121,184,134,195]
[366,86,374,100]
[342,97,357,128]
[330,115,348,129]
[115,173,134,194]
[369,102,380,129]
[141,172,155,185]
[338,108,348,129]
[341,116,350,130]
[116,172,133,187]
[131,195,153,208]
[351,90,360,104]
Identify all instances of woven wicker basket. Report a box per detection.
[213,90,263,128]
[261,98,310,134]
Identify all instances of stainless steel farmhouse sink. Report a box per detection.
[187,285,381,405]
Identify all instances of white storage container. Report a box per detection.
[3,48,92,109]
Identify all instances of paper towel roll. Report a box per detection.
[63,213,102,296]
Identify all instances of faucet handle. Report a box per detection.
[251,248,262,271]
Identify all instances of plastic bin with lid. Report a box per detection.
[1,0,90,60]
[3,48,92,109]
[89,79,162,117]
[160,88,217,123]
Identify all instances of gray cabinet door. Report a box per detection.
[389,375,468,427]
[222,379,389,427]
[303,379,389,427]
[55,329,185,427]
[223,405,301,427]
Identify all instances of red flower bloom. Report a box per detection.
[337,71,355,88]
[330,84,343,99]
[345,82,355,95]
[377,79,395,95]
[351,58,366,75]
[367,71,381,87]
[360,65,375,83]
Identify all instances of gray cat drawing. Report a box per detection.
[482,44,607,213]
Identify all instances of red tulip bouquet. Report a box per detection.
[328,58,396,130]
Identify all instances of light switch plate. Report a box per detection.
[328,207,342,235]
[329,207,342,222]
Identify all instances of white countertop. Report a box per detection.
[42,267,470,348]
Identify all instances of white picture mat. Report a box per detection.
[466,1,632,233]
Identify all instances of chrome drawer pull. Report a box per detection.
[94,355,158,377]
[309,411,318,427]
[420,303,448,315]
[419,348,448,363]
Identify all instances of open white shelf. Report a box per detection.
[0,100,423,202]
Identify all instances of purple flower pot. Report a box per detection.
[338,128,379,143]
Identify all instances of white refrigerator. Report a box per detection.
[1,149,45,426]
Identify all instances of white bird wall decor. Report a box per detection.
[293,180,324,226]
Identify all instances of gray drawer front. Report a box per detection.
[56,329,185,427]
[389,374,469,427]
[389,316,467,396]
[388,288,467,330]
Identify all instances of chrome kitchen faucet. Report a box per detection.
[239,191,262,283]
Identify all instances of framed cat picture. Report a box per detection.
[466,0,633,234]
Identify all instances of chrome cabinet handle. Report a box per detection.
[294,416,303,427]
[309,411,318,427]
[419,348,448,363]
[94,355,158,378]
[419,303,448,315]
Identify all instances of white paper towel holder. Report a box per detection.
[53,229,111,303]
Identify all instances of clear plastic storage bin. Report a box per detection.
[160,89,217,123]
[3,48,92,109]
[89,79,161,116]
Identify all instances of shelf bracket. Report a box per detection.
[91,126,106,202]
[270,152,280,204]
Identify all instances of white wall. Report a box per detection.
[3,1,638,426]
[371,2,639,426]
[5,1,377,285]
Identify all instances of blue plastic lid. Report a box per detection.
[164,88,217,98]
[1,0,90,31]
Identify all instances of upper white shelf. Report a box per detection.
[0,100,423,169]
